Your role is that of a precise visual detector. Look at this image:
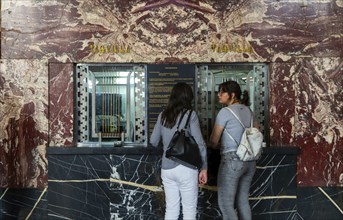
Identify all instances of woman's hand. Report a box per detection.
[198,169,208,185]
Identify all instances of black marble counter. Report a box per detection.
[47,145,162,155]
[47,145,299,155]
[4,146,342,220]
[46,145,302,219]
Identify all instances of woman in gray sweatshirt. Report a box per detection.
[150,82,208,220]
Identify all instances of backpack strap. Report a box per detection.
[225,107,253,128]
[224,107,251,146]
[225,129,239,146]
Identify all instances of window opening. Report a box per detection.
[75,64,147,146]
[196,63,269,144]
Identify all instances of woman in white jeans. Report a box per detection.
[150,82,208,220]
[209,80,257,220]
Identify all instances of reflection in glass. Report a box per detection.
[76,64,146,145]
[196,64,269,144]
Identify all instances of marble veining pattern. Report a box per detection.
[109,154,164,219]
[48,154,112,219]
[48,62,74,147]
[269,58,342,186]
[0,59,48,188]
[0,1,342,218]
[269,62,295,146]
[294,57,343,186]
[0,188,48,219]
[2,185,340,219]
[5,148,342,219]
[44,151,307,219]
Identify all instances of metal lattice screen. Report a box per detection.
[196,64,269,143]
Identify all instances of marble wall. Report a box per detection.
[1,0,342,190]
[0,60,48,188]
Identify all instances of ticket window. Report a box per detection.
[75,64,147,145]
[75,63,268,146]
[196,64,269,144]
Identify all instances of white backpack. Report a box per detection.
[225,107,263,161]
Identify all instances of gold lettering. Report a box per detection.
[120,45,126,53]
[210,39,253,54]
[89,42,131,54]
[106,45,111,53]
[222,44,228,53]
[211,44,217,51]
[94,45,99,53]
[113,45,118,53]
[99,46,105,53]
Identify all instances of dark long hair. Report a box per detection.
[161,82,193,128]
[218,80,250,106]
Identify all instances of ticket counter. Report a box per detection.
[47,145,299,219]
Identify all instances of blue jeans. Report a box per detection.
[217,152,256,220]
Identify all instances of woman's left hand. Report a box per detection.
[198,169,208,185]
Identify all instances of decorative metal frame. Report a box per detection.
[75,64,147,144]
[195,63,269,143]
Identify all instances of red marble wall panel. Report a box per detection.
[293,58,342,186]
[48,63,74,147]
[2,1,341,61]
[1,1,112,60]
[270,59,343,186]
[0,60,48,188]
[269,62,296,146]
[235,1,342,61]
[1,0,342,187]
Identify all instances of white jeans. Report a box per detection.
[161,165,199,220]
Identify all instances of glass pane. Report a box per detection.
[196,64,268,143]
[76,64,147,145]
[89,68,131,141]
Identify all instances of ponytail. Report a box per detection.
[241,90,250,106]
[219,81,250,106]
